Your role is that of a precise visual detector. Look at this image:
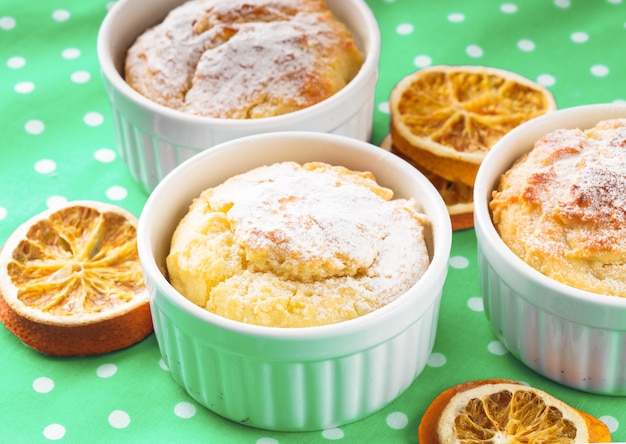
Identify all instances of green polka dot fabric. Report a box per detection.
[1,0,625,442]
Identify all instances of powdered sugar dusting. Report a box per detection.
[207,162,430,294]
[563,162,626,225]
[167,161,432,326]
[124,0,363,118]
[510,121,626,226]
[186,22,318,116]
[491,118,626,297]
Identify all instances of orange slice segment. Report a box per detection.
[418,379,612,443]
[380,134,474,231]
[0,200,152,356]
[390,65,557,186]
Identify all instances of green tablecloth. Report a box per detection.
[1,1,625,442]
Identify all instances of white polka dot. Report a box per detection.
[71,71,91,84]
[34,159,57,175]
[106,185,128,201]
[0,16,16,30]
[174,402,196,419]
[500,3,518,13]
[84,111,104,126]
[517,39,535,51]
[33,377,54,393]
[159,359,170,371]
[448,13,465,23]
[613,99,626,105]
[7,56,25,69]
[427,352,447,367]
[554,0,570,7]
[488,340,508,356]
[97,364,118,378]
[46,196,68,209]
[413,54,432,68]
[537,74,556,87]
[449,255,469,269]
[378,101,390,114]
[386,411,409,430]
[108,410,131,429]
[0,206,7,221]
[321,428,344,440]
[62,48,81,60]
[466,44,484,58]
[600,415,619,433]
[570,32,588,43]
[256,439,279,444]
[52,10,70,22]
[25,119,45,135]
[607,0,622,3]
[467,297,484,312]
[396,23,414,35]
[94,148,116,163]
[43,424,66,440]
[14,81,35,94]
[591,64,609,77]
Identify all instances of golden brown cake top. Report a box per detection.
[125,0,364,118]
[490,118,626,297]
[166,161,431,327]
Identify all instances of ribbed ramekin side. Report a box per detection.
[327,73,377,142]
[479,248,626,395]
[110,108,203,192]
[109,102,375,194]
[151,291,441,431]
[110,108,146,190]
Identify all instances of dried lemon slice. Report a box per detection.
[389,65,557,186]
[418,379,612,443]
[0,200,152,356]
[380,134,474,231]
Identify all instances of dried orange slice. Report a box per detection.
[389,65,557,187]
[418,379,612,443]
[380,134,474,231]
[0,200,152,356]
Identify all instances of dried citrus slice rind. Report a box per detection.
[0,200,152,356]
[380,134,474,231]
[418,379,612,443]
[390,65,557,186]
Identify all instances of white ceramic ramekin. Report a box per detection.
[474,103,626,395]
[97,0,380,193]
[137,132,452,431]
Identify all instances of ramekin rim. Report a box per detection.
[137,131,451,340]
[96,0,381,128]
[474,103,626,311]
